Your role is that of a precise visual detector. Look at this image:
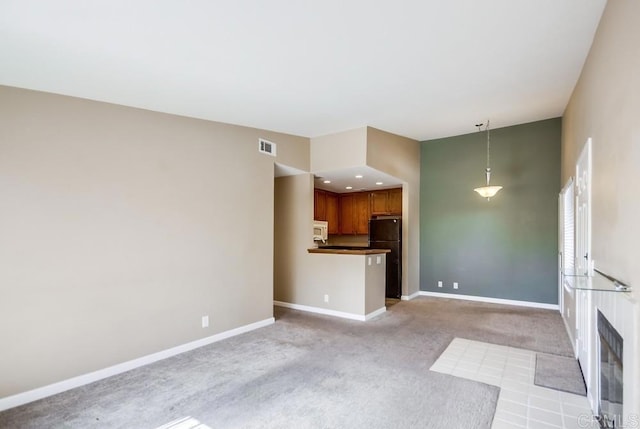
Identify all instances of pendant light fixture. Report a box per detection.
[473,119,503,200]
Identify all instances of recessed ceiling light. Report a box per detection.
[323,180,331,184]
[355,175,363,179]
[346,186,353,190]
[376,181,384,185]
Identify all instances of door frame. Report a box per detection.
[575,138,593,394]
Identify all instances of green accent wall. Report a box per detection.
[420,118,561,304]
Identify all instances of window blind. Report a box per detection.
[562,179,575,271]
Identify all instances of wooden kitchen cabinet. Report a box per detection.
[388,188,402,215]
[370,191,389,215]
[328,187,402,235]
[314,189,326,220]
[339,192,370,234]
[314,189,340,234]
[339,194,355,234]
[325,193,339,234]
[353,192,370,234]
[370,188,403,216]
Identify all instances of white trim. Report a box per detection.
[0,317,275,412]
[274,301,385,321]
[418,291,559,310]
[401,291,420,301]
[562,311,579,358]
[364,306,387,321]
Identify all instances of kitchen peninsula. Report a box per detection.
[307,247,390,255]
[281,247,390,321]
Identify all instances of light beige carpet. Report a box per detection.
[0,297,573,429]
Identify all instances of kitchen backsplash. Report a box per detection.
[326,234,369,247]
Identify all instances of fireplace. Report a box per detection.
[597,309,623,428]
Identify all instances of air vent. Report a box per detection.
[258,138,277,157]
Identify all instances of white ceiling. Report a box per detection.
[313,166,403,194]
[274,163,402,193]
[0,0,605,141]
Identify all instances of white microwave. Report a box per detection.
[313,220,328,242]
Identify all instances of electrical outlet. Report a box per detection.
[324,294,329,303]
[376,256,382,265]
[437,281,443,288]
[368,257,372,266]
[453,282,459,290]
[201,315,209,328]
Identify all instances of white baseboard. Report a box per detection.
[401,291,420,301]
[274,301,385,321]
[364,306,387,321]
[562,314,579,358]
[418,291,559,310]
[0,317,275,412]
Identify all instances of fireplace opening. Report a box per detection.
[597,309,623,428]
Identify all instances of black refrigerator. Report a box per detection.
[368,218,402,298]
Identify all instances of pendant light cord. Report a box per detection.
[485,119,491,185]
[486,119,491,171]
[473,118,502,200]
[476,120,492,186]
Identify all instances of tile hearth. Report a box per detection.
[430,338,594,429]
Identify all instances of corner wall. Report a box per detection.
[420,119,561,304]
[274,173,315,304]
[366,127,421,298]
[310,127,367,172]
[0,85,309,399]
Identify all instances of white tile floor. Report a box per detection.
[430,338,595,429]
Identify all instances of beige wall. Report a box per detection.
[310,127,367,172]
[287,253,385,316]
[0,86,309,398]
[274,174,315,303]
[364,254,386,314]
[366,127,421,297]
[562,2,640,287]
[561,0,639,421]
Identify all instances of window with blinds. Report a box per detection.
[561,178,575,271]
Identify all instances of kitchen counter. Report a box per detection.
[308,247,391,255]
[275,247,388,321]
